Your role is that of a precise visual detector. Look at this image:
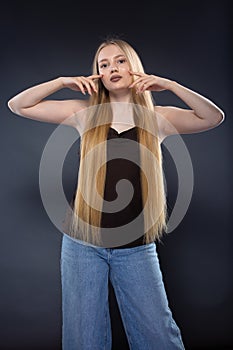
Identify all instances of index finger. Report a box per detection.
[128,70,144,76]
[89,74,103,80]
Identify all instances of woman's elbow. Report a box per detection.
[7,98,20,114]
[7,98,16,112]
[215,110,225,126]
[208,109,225,128]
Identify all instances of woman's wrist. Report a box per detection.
[165,79,177,91]
[57,76,66,88]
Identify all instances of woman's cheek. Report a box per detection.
[101,78,109,90]
[120,66,129,72]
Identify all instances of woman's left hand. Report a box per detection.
[129,71,172,93]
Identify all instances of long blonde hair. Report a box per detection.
[68,39,167,246]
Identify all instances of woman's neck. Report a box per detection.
[110,101,134,126]
[109,90,131,103]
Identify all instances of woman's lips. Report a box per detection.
[110,75,122,82]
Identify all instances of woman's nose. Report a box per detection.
[110,65,118,72]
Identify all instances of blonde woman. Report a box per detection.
[8,38,224,349]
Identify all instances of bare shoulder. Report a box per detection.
[66,98,89,116]
[154,105,183,141]
[72,99,89,111]
[154,105,169,142]
[154,105,171,121]
[63,99,89,133]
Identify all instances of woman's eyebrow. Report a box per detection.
[98,54,126,64]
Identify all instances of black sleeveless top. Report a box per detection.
[100,126,145,248]
[63,126,146,249]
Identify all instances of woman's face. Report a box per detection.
[97,44,132,93]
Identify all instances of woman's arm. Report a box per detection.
[129,71,225,138]
[7,75,102,126]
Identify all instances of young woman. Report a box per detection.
[8,38,224,349]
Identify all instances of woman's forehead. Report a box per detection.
[98,44,125,62]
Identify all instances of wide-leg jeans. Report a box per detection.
[61,233,185,349]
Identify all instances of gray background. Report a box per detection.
[1,1,232,349]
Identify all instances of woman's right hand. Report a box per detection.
[7,74,104,126]
[61,75,103,95]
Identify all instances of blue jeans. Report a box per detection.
[60,233,185,350]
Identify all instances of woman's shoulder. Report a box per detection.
[63,99,89,132]
[72,99,89,111]
[154,105,168,143]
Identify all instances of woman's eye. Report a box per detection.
[100,63,107,69]
[118,59,126,64]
